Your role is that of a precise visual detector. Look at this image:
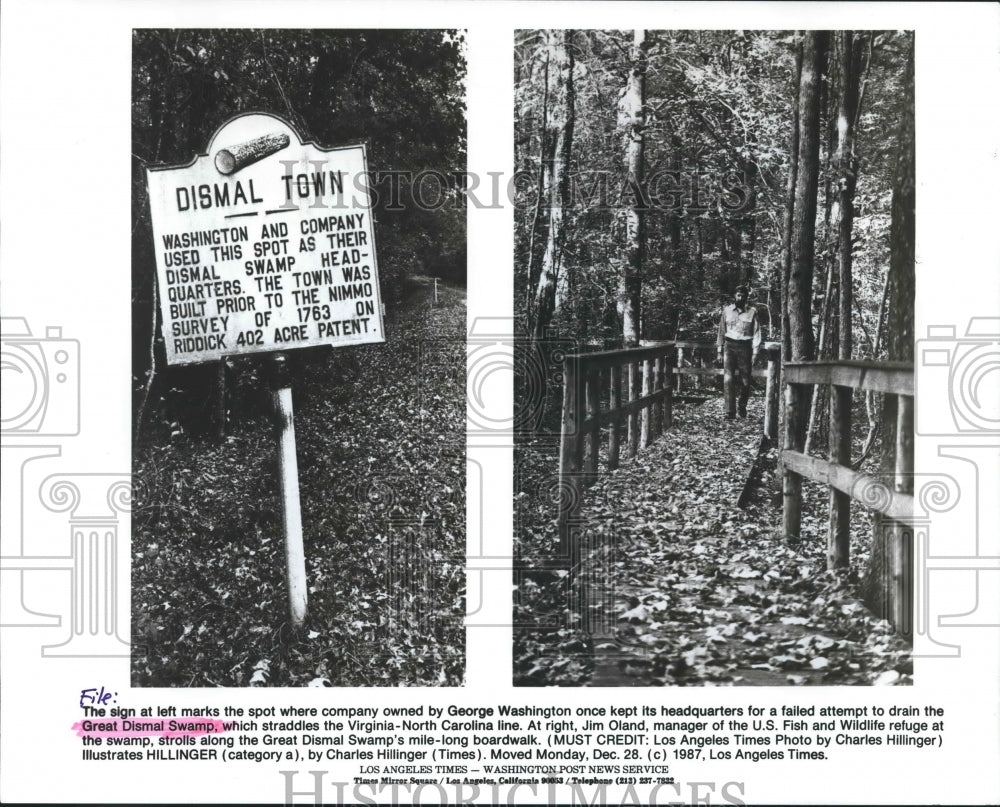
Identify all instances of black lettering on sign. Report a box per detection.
[235,329,264,346]
[175,181,262,211]
[274,325,309,342]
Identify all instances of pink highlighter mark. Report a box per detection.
[72,717,229,739]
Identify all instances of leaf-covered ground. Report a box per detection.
[514,394,912,687]
[132,277,465,686]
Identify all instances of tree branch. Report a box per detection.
[685,101,780,208]
[260,31,299,128]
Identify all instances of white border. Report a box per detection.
[1,2,998,805]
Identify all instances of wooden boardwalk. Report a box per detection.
[568,395,901,687]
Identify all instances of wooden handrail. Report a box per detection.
[559,339,784,537]
[781,357,915,638]
[639,339,782,351]
[675,366,770,379]
[782,450,914,523]
[584,387,671,431]
[564,344,672,370]
[558,345,675,549]
[784,360,913,396]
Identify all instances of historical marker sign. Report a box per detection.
[146,112,384,365]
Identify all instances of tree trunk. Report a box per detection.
[617,30,648,457]
[743,201,757,286]
[808,32,864,381]
[856,267,891,466]
[837,31,863,361]
[763,253,777,340]
[788,31,826,367]
[618,29,649,348]
[777,33,802,507]
[695,217,705,289]
[532,31,575,341]
[825,33,865,561]
[804,260,836,455]
[864,37,915,630]
[552,33,576,314]
[524,52,549,333]
[669,132,683,249]
[780,34,802,365]
[782,31,827,541]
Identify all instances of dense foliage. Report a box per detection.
[515,30,910,347]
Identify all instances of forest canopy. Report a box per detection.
[514,29,911,354]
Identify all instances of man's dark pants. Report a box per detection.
[723,338,753,417]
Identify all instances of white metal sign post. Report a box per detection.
[145,113,384,627]
[270,353,307,625]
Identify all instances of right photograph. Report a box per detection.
[513,30,915,686]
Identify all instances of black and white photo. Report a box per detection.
[513,29,916,687]
[130,29,467,687]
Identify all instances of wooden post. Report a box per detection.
[559,355,584,552]
[895,394,914,492]
[608,364,622,470]
[828,383,852,568]
[433,277,439,305]
[675,346,684,393]
[764,346,779,440]
[270,354,307,627]
[892,394,914,637]
[651,355,663,441]
[627,362,639,459]
[640,358,653,449]
[782,382,804,541]
[584,367,599,483]
[664,351,673,429]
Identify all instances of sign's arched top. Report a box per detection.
[145,112,384,366]
[148,112,365,173]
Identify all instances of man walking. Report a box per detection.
[716,285,761,420]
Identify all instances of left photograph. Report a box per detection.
[131,29,467,686]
